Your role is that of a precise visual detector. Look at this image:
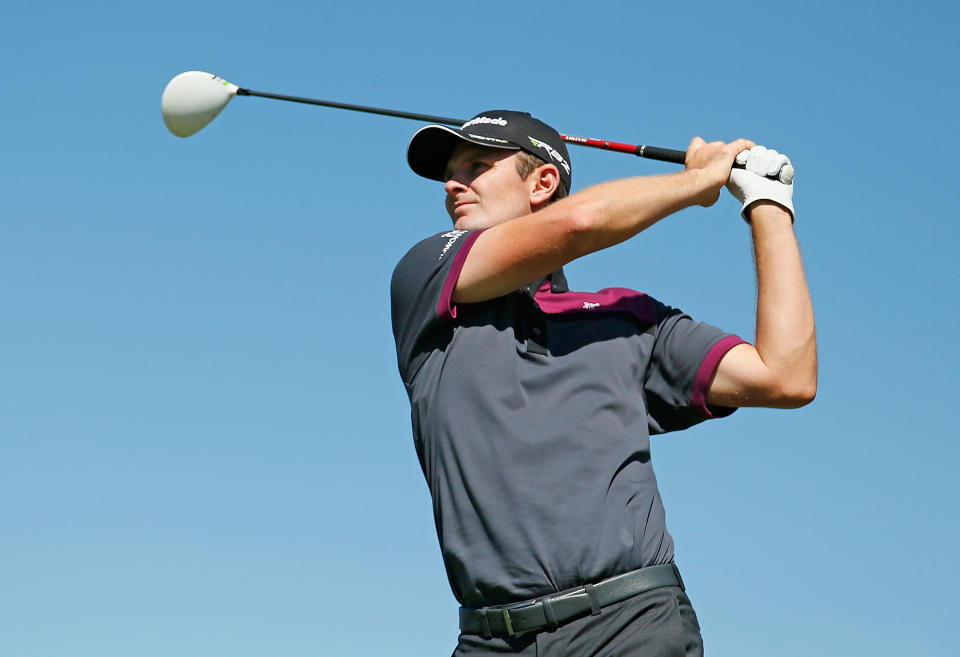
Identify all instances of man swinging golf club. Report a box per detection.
[390,110,816,656]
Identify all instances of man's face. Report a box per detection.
[443,142,532,230]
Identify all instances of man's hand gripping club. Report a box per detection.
[684,138,795,221]
[727,146,795,222]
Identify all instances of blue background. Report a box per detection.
[2,1,957,655]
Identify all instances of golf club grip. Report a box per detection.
[635,145,686,164]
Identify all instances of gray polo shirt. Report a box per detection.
[390,229,744,608]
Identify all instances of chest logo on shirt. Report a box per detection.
[439,230,468,261]
[582,301,600,309]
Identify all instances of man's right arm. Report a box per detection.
[452,138,756,304]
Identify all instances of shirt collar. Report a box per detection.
[521,267,568,298]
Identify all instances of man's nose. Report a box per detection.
[444,175,468,196]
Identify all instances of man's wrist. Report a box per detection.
[676,168,719,208]
[746,200,794,227]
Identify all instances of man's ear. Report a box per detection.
[529,164,560,209]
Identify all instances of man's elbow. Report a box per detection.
[772,376,817,408]
[554,197,606,257]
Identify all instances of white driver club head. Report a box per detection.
[161,71,239,137]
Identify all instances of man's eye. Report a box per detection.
[444,160,490,181]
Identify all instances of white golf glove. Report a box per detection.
[726,146,795,223]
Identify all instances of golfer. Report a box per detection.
[390,110,816,656]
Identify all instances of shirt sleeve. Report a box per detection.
[643,300,746,434]
[390,229,485,385]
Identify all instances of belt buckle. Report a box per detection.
[501,608,519,636]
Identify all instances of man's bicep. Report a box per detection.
[706,343,790,408]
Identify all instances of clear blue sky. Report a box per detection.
[2,1,957,655]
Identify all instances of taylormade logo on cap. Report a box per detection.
[461,116,508,129]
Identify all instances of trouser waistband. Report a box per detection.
[459,563,684,638]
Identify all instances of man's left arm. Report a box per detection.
[706,150,818,409]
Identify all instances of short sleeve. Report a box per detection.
[390,229,485,384]
[644,302,746,434]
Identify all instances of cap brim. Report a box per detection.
[407,125,520,182]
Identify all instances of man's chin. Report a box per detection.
[453,215,486,230]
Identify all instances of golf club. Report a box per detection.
[161,71,794,184]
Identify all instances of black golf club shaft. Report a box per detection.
[237,87,687,165]
[237,88,466,128]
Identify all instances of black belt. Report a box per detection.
[459,563,684,638]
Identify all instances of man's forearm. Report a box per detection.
[750,202,817,402]
[559,169,713,257]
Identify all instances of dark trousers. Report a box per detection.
[453,586,703,657]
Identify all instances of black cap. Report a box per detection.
[407,110,572,192]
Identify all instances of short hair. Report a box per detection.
[514,151,569,203]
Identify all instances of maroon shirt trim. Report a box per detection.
[535,284,658,322]
[692,335,747,418]
[438,230,486,320]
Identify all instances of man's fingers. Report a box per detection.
[689,137,754,158]
[736,146,793,184]
[779,165,795,185]
[686,136,707,155]
[764,151,788,178]
[728,138,755,156]
[742,146,767,174]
